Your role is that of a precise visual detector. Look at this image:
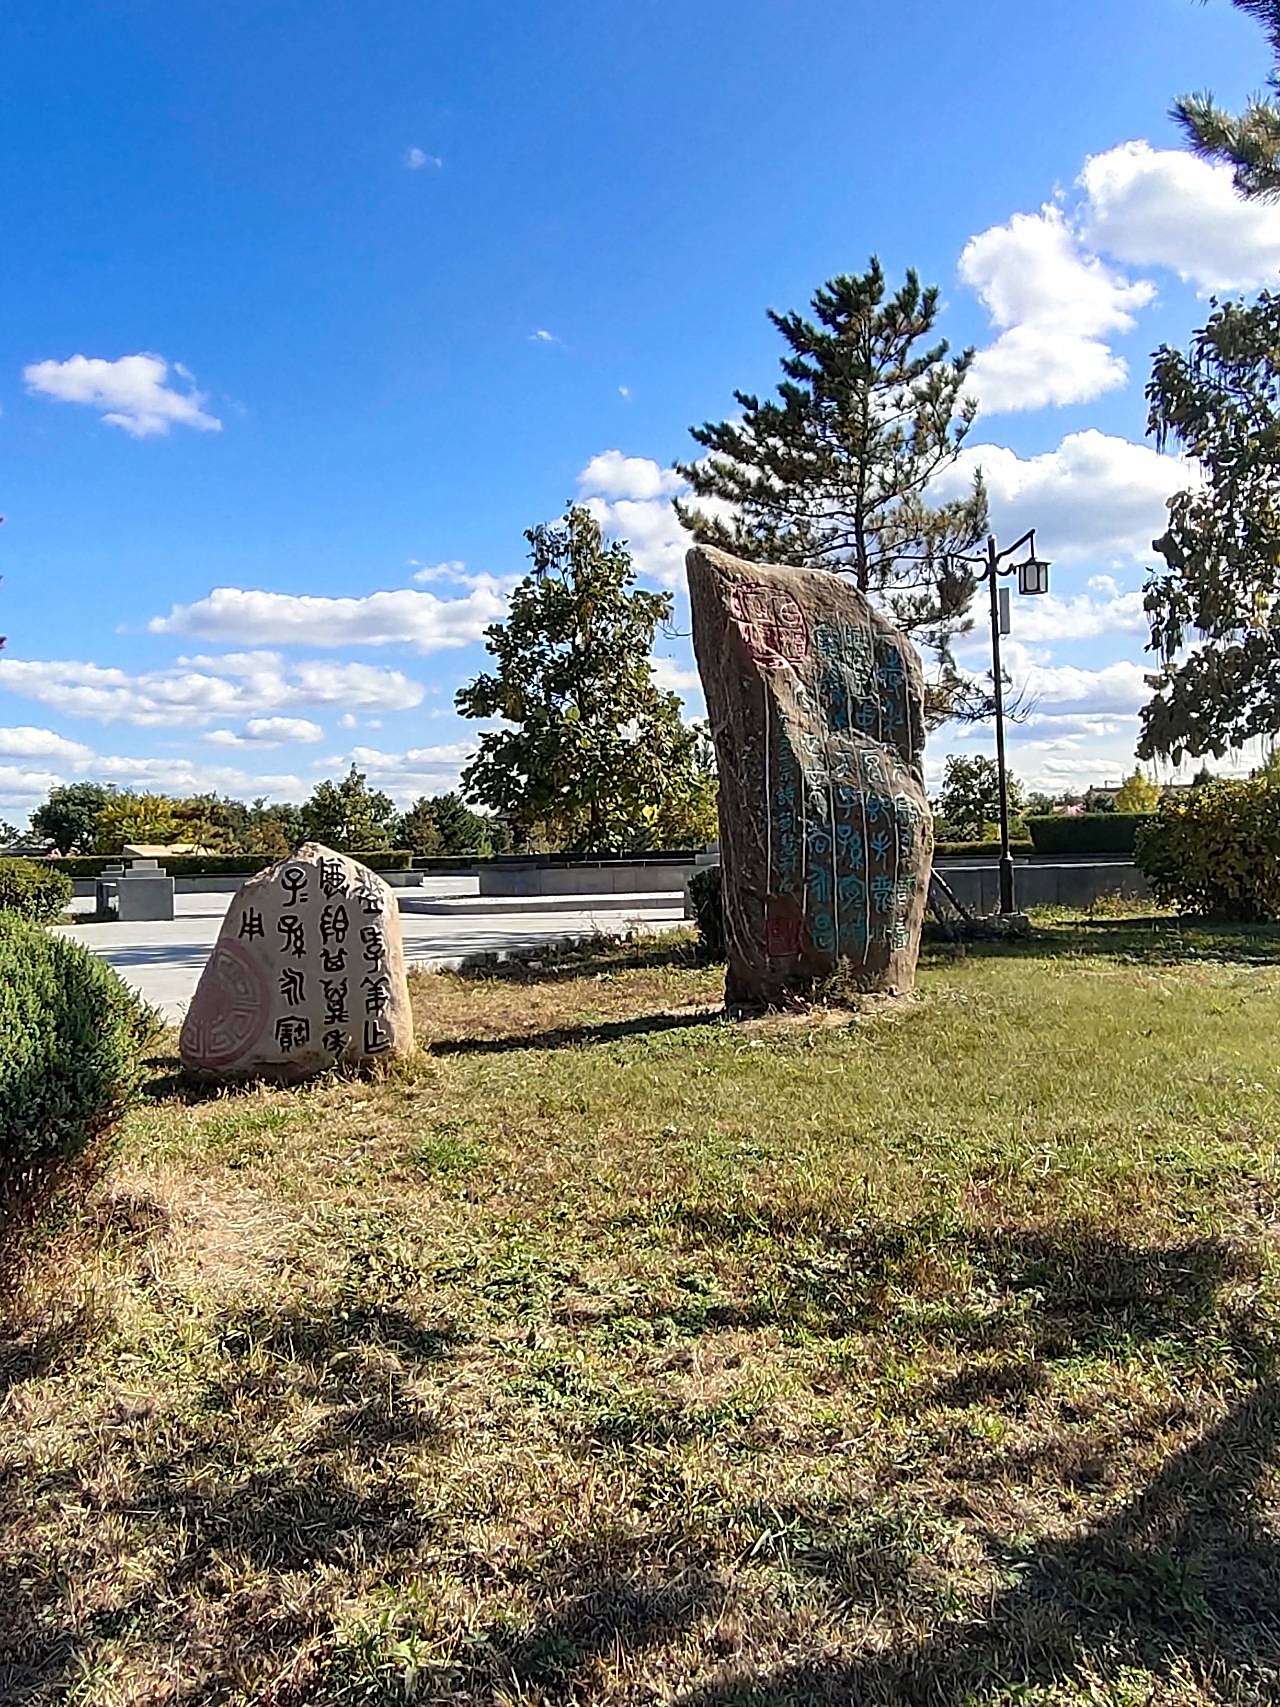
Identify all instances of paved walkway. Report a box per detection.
[62,882,687,1022]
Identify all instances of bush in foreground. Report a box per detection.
[0,914,159,1263]
[0,857,73,923]
[1136,776,1280,919]
[687,865,724,962]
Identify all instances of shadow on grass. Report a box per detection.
[0,1269,464,1704]
[443,933,701,987]
[683,1375,1280,1705]
[430,1006,722,1057]
[923,913,1280,970]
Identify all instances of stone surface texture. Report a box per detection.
[687,544,933,1009]
[179,843,415,1079]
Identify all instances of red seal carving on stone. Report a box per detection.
[180,939,271,1069]
[729,583,810,670]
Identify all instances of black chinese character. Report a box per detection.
[278,914,305,957]
[280,864,309,906]
[321,947,347,974]
[323,979,349,1024]
[323,1027,348,1056]
[320,902,349,945]
[362,974,391,1016]
[360,924,385,965]
[363,1016,392,1054]
[319,858,348,899]
[279,966,305,1005]
[238,908,264,941]
[353,880,385,917]
[275,1015,310,1052]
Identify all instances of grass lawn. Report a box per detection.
[5,912,1280,1705]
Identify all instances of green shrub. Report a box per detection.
[1026,814,1153,856]
[0,915,160,1260]
[1135,778,1280,920]
[0,858,73,922]
[934,838,1034,860]
[687,865,724,962]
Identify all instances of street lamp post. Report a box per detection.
[954,530,1051,915]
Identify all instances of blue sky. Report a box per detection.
[0,0,1273,823]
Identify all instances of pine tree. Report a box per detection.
[676,258,988,723]
[1176,2,1280,198]
[457,506,715,852]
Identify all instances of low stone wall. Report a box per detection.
[936,858,1150,913]
[477,860,702,898]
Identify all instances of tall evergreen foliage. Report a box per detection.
[457,506,717,852]
[676,259,988,722]
[1177,2,1280,197]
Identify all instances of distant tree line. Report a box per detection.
[21,769,512,861]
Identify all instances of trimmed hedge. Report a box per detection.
[1,914,160,1259]
[1026,814,1153,856]
[55,848,416,878]
[687,866,725,962]
[934,839,1034,860]
[1135,778,1280,920]
[0,858,73,923]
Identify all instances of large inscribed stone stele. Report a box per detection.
[180,843,415,1079]
[687,545,933,1009]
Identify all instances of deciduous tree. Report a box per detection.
[457,506,716,851]
[300,766,397,852]
[31,782,114,856]
[1138,294,1280,762]
[933,754,1025,842]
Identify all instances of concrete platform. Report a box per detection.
[60,884,687,1025]
[401,890,683,916]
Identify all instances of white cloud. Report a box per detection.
[580,450,683,503]
[997,641,1151,716]
[89,754,309,797]
[960,205,1155,413]
[618,385,631,400]
[1080,139,1280,295]
[404,146,442,170]
[337,741,477,804]
[0,726,93,761]
[933,429,1192,566]
[0,652,423,727]
[204,716,324,748]
[148,581,508,653]
[23,353,222,438]
[651,656,703,697]
[0,763,66,804]
[530,329,558,343]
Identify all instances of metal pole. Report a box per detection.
[987,534,1015,915]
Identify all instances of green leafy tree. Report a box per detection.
[933,754,1025,842]
[1138,294,1280,762]
[1082,786,1118,815]
[457,506,715,851]
[676,258,988,723]
[31,782,114,856]
[92,793,182,854]
[172,793,251,853]
[1113,768,1162,814]
[0,821,21,850]
[244,799,304,862]
[1176,2,1280,198]
[300,766,397,851]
